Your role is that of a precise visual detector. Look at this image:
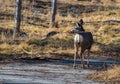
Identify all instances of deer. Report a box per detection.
[70,19,93,68]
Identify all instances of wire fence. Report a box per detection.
[0,0,73,50]
[0,0,97,46]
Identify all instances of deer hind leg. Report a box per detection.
[80,48,85,68]
[87,49,90,67]
[73,45,78,69]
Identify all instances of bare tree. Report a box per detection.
[13,0,22,40]
[50,0,57,28]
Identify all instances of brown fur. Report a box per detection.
[73,32,93,68]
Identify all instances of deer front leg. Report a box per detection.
[80,49,85,68]
[73,45,78,69]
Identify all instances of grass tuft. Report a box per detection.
[88,66,120,83]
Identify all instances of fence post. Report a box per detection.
[13,0,22,40]
[50,0,57,28]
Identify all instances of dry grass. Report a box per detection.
[91,44,101,52]
[0,0,119,56]
[88,66,120,83]
[0,42,31,54]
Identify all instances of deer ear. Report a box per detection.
[79,19,84,25]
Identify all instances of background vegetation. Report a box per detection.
[0,0,119,59]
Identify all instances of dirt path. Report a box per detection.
[0,59,105,84]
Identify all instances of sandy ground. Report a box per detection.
[0,59,105,84]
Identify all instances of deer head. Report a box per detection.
[70,19,85,34]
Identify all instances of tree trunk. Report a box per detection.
[13,0,22,40]
[50,0,57,28]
